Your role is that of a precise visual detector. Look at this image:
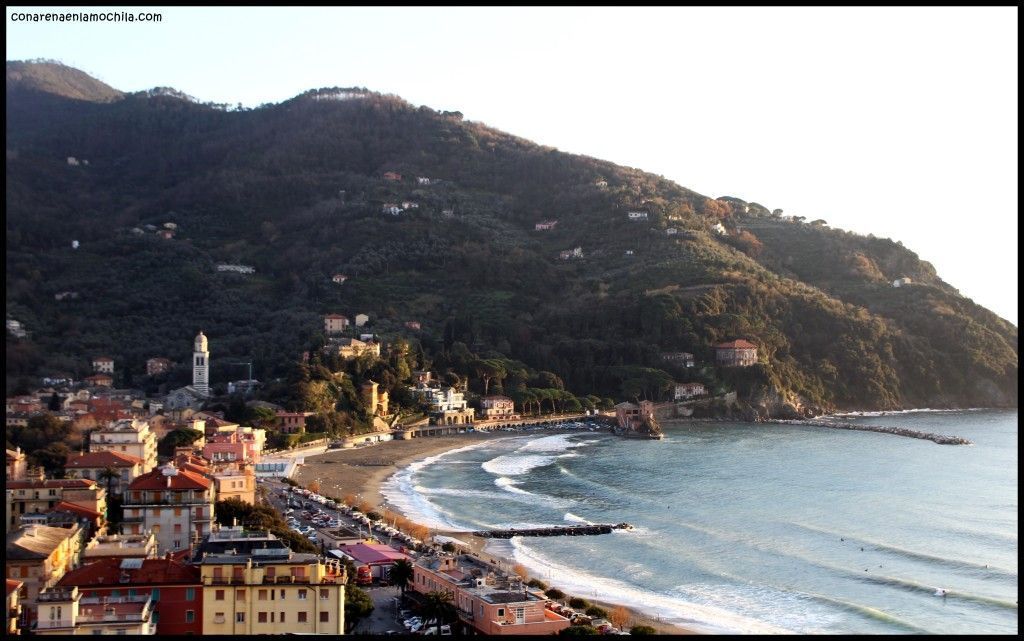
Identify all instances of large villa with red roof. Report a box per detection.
[65,451,145,496]
[714,339,759,367]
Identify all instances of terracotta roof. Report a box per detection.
[66,450,143,468]
[93,356,114,362]
[715,339,758,349]
[53,501,103,521]
[57,557,200,588]
[6,526,79,560]
[6,579,23,595]
[7,479,97,490]
[324,314,348,319]
[128,467,211,491]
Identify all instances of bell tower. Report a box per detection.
[193,330,210,396]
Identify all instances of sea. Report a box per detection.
[380,410,1018,634]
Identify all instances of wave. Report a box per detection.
[563,512,592,524]
[482,433,598,476]
[828,408,989,418]
[854,572,1018,612]
[508,538,795,634]
[482,453,559,475]
[801,592,936,633]
[494,476,534,496]
[788,521,1017,577]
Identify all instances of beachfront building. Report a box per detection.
[361,381,390,418]
[123,463,215,554]
[55,557,202,635]
[714,340,759,367]
[193,525,346,635]
[33,586,156,635]
[480,396,518,420]
[88,418,159,474]
[411,554,571,635]
[333,543,412,581]
[412,386,476,426]
[614,400,656,431]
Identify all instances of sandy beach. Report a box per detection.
[294,431,699,635]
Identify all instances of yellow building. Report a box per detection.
[7,579,23,635]
[34,586,155,635]
[5,525,86,627]
[195,526,346,634]
[213,465,257,505]
[5,478,106,529]
[89,418,159,473]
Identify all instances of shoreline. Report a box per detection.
[294,429,699,635]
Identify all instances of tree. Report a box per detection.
[585,605,608,619]
[559,625,599,636]
[98,466,120,499]
[545,588,565,601]
[390,559,415,595]
[30,442,71,477]
[631,625,656,635]
[568,597,589,609]
[157,428,203,457]
[609,606,630,629]
[48,392,61,411]
[421,590,456,635]
[345,585,375,633]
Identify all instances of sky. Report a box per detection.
[6,6,1019,323]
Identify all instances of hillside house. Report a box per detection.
[7,319,28,338]
[163,222,177,230]
[382,204,402,215]
[666,227,678,235]
[383,172,402,181]
[712,223,727,235]
[83,374,113,388]
[332,273,348,284]
[674,382,706,400]
[625,250,634,256]
[54,291,79,301]
[324,314,350,334]
[276,411,315,434]
[405,321,422,331]
[158,230,174,240]
[559,247,583,260]
[661,351,695,368]
[594,179,608,188]
[714,340,758,367]
[354,313,370,327]
[325,337,381,360]
[627,211,649,220]
[401,201,419,209]
[534,220,558,231]
[442,209,455,218]
[67,156,80,166]
[892,277,912,288]
[91,357,114,374]
[417,177,432,185]
[145,358,172,377]
[215,264,255,274]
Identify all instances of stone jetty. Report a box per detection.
[772,419,972,445]
[472,523,633,539]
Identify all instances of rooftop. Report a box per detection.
[6,525,80,560]
[57,557,199,587]
[66,450,144,468]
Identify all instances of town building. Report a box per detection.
[325,336,381,360]
[192,526,346,635]
[7,579,22,636]
[146,357,172,377]
[480,396,517,420]
[89,418,158,474]
[331,273,348,284]
[123,464,215,554]
[226,379,260,396]
[64,451,144,496]
[18,502,103,539]
[714,339,759,367]
[92,357,114,374]
[6,395,42,414]
[163,386,207,412]
[6,478,107,528]
[674,382,707,400]
[80,532,159,563]
[405,320,421,331]
[324,314,350,334]
[412,554,570,635]
[192,331,211,396]
[614,400,656,431]
[33,586,156,635]
[627,211,649,220]
[202,426,265,465]
[412,370,433,385]
[534,220,558,231]
[83,374,113,388]
[7,447,28,481]
[354,313,370,327]
[56,557,202,635]
[276,411,314,434]
[5,524,87,627]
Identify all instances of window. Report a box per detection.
[258,589,267,601]
[116,631,127,636]
[174,524,182,533]
[173,540,181,549]
[498,608,505,618]
[297,589,307,601]
[174,508,182,517]
[92,630,102,635]
[111,590,120,598]
[236,612,245,623]
[185,610,195,623]
[185,589,195,601]
[319,589,329,600]
[279,589,285,600]
[215,590,225,601]
[48,489,57,496]
[128,589,136,598]
[319,612,329,623]
[258,612,267,623]
[151,589,160,602]
[297,612,307,623]
[280,612,285,623]
[152,611,159,624]
[237,589,246,601]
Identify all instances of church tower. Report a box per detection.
[193,330,210,396]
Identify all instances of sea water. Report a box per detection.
[380,410,1018,634]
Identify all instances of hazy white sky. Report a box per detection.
[6,6,1018,323]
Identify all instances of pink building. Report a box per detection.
[276,411,314,434]
[412,555,570,635]
[202,430,262,464]
[480,396,517,420]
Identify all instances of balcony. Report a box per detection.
[34,620,74,630]
[204,577,244,585]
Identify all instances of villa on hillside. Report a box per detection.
[892,277,912,288]
[534,220,558,231]
[559,247,583,260]
[383,171,402,181]
[332,274,348,284]
[661,351,695,367]
[627,211,649,220]
[480,396,518,420]
[674,382,706,400]
[714,340,758,367]
[324,314,350,334]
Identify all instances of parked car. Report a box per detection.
[422,624,452,635]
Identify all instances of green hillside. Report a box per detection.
[5,61,1017,414]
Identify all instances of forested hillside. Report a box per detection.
[5,61,1017,414]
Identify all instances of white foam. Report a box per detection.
[482,453,557,476]
[564,512,592,524]
[481,433,597,476]
[494,476,533,495]
[509,538,794,634]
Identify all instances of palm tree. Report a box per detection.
[421,590,456,636]
[390,559,415,596]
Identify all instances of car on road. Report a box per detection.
[422,624,452,635]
